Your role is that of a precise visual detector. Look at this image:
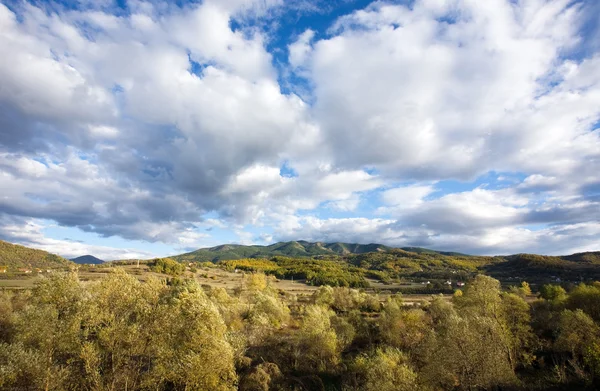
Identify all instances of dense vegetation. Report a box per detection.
[0,240,73,271]
[200,248,600,292]
[221,257,369,287]
[344,249,494,281]
[2,271,600,390]
[149,257,186,276]
[169,241,600,286]
[484,252,600,282]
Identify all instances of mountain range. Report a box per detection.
[1,239,600,278]
[171,240,468,263]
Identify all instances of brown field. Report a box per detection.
[0,265,451,304]
[0,278,39,289]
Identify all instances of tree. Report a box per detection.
[13,272,84,391]
[379,304,431,352]
[555,309,600,358]
[421,313,518,390]
[346,347,420,391]
[149,257,185,275]
[239,362,282,391]
[566,283,600,322]
[148,282,237,390]
[539,284,567,303]
[510,281,532,298]
[501,293,537,367]
[454,275,503,318]
[293,305,340,372]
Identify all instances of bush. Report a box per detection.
[149,257,185,276]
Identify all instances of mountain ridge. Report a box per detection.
[171,240,465,262]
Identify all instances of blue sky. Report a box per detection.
[0,0,599,259]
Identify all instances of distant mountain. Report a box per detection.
[171,240,461,262]
[71,255,104,264]
[0,240,73,270]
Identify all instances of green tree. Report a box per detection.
[293,305,340,372]
[345,347,420,391]
[13,272,84,390]
[566,283,600,321]
[149,282,237,390]
[539,284,567,303]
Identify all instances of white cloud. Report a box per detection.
[381,184,435,209]
[288,29,315,68]
[301,0,599,182]
[0,0,598,256]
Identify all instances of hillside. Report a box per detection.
[172,242,600,284]
[483,252,600,282]
[0,240,73,270]
[173,241,397,262]
[71,255,104,265]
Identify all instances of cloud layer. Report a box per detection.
[0,0,599,258]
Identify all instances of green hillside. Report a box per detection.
[0,240,73,270]
[173,241,396,262]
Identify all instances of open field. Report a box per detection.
[0,277,39,289]
[0,265,454,305]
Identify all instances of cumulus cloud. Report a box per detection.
[0,0,599,256]
[302,0,599,181]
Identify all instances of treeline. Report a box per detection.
[221,257,369,288]
[484,253,600,281]
[149,257,186,275]
[2,271,600,390]
[343,250,493,281]
[220,251,492,284]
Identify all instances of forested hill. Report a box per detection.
[172,242,600,282]
[0,240,73,270]
[173,240,465,262]
[484,251,600,281]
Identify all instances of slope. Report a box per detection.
[0,240,73,270]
